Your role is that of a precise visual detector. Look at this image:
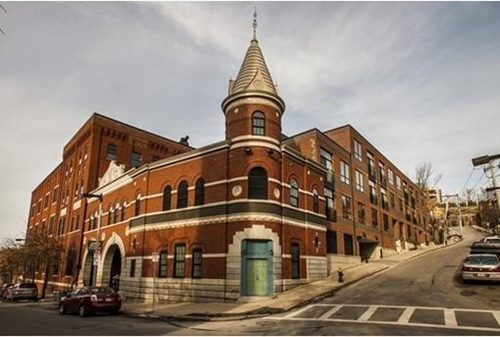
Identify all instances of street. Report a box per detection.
[0,229,498,335]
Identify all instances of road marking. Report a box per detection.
[397,307,415,323]
[265,304,500,333]
[444,309,458,327]
[493,311,500,327]
[265,316,500,333]
[285,304,314,318]
[357,305,377,321]
[318,305,342,319]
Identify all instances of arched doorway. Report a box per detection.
[101,244,122,290]
[81,251,95,287]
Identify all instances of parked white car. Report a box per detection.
[462,254,500,282]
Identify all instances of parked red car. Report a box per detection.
[58,286,121,317]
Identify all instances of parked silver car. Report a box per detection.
[462,254,500,282]
[5,282,38,301]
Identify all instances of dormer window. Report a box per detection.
[252,111,265,136]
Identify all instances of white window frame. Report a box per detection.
[354,140,362,161]
[355,170,364,192]
[340,161,350,185]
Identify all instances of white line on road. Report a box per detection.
[285,305,314,318]
[318,305,342,319]
[266,316,500,333]
[444,309,458,327]
[493,311,500,327]
[397,307,416,324]
[357,306,378,321]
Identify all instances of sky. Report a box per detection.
[0,2,499,240]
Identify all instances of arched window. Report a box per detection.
[177,181,188,208]
[195,178,205,206]
[313,189,319,213]
[248,167,267,199]
[120,202,126,222]
[135,195,141,216]
[108,207,113,225]
[290,179,299,207]
[113,204,119,223]
[162,186,172,211]
[252,111,265,136]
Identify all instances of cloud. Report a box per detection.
[0,2,499,239]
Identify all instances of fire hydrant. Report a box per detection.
[337,268,344,283]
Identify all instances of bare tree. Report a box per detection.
[415,162,441,190]
[0,3,6,35]
[24,231,64,298]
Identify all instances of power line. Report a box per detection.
[460,167,477,193]
[470,171,486,191]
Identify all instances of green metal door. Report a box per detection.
[241,239,273,296]
[246,259,268,296]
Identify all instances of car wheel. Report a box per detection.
[78,304,87,317]
[58,303,66,315]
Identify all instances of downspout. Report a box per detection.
[74,197,88,288]
[281,149,285,291]
[224,145,229,302]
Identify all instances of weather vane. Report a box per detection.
[252,6,257,39]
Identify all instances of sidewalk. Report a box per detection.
[123,241,458,322]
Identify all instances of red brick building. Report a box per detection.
[26,31,432,302]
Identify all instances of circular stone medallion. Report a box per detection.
[274,188,280,199]
[232,185,242,197]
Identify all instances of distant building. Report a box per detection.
[428,187,443,204]
[26,25,433,302]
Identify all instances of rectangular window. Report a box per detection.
[369,184,377,205]
[131,151,142,167]
[49,216,55,234]
[129,259,136,277]
[388,169,394,185]
[355,170,364,192]
[357,202,366,225]
[381,189,388,210]
[192,249,202,278]
[44,194,49,209]
[340,161,350,185]
[383,214,389,231]
[158,251,168,278]
[354,140,362,161]
[367,152,376,181]
[174,244,186,278]
[371,208,378,228]
[291,244,300,279]
[379,162,386,186]
[396,176,402,190]
[324,188,335,221]
[320,148,333,187]
[58,217,66,235]
[341,195,351,219]
[326,230,337,254]
[390,192,396,210]
[106,143,117,160]
[343,234,354,255]
[53,187,59,203]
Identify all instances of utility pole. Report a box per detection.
[472,154,500,226]
[444,197,449,244]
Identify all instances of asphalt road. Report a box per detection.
[0,228,498,335]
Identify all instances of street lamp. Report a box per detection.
[82,193,103,287]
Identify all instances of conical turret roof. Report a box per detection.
[230,38,278,95]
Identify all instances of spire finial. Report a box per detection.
[252,6,257,40]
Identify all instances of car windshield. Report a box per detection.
[19,283,37,289]
[465,256,499,265]
[90,287,114,294]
